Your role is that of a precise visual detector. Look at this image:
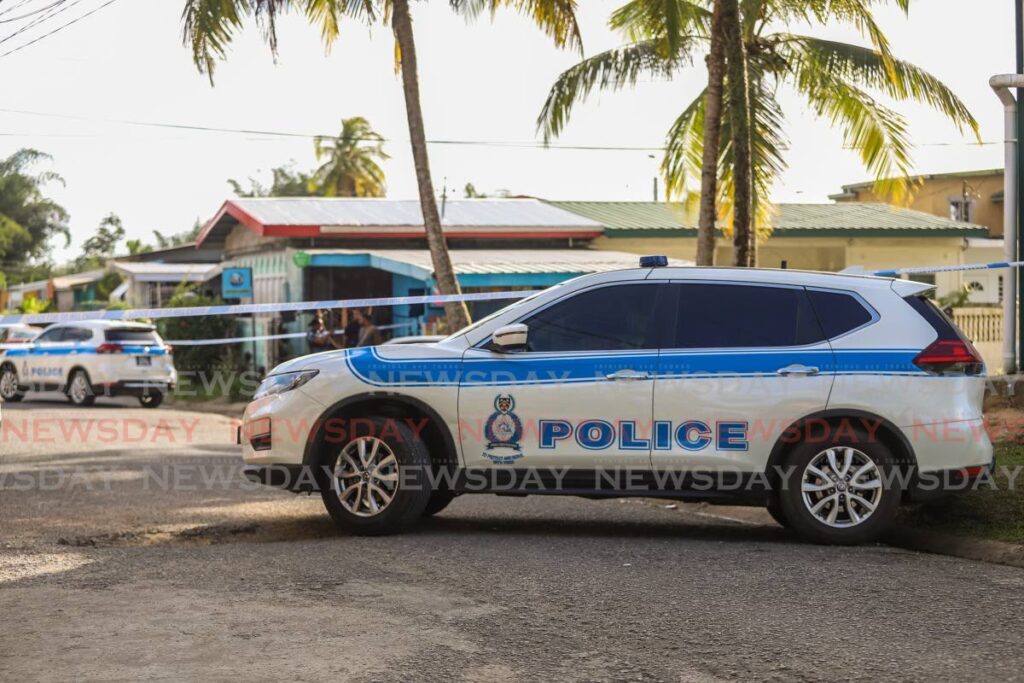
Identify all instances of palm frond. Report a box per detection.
[181,0,248,80]
[453,0,583,52]
[537,39,693,141]
[778,35,979,139]
[609,0,710,56]
[661,89,706,200]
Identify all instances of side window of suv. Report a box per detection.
[61,328,92,343]
[521,283,665,352]
[671,283,824,348]
[34,327,64,343]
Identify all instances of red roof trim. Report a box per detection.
[196,199,603,247]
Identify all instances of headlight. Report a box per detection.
[253,369,319,400]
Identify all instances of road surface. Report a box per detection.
[1,397,1022,681]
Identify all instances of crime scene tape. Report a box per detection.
[3,259,1024,328]
[166,322,418,347]
[0,289,538,326]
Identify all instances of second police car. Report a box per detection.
[0,320,176,408]
[240,258,993,545]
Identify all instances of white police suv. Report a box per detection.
[0,320,176,408]
[240,259,992,544]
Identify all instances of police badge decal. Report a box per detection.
[483,394,524,464]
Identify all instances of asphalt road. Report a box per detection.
[2,397,1023,681]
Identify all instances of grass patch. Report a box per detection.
[898,442,1024,544]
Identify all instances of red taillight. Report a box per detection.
[96,343,124,354]
[913,339,983,374]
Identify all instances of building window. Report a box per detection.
[949,197,975,222]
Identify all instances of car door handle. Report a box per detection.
[606,369,651,381]
[776,364,820,376]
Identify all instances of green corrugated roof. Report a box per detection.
[544,201,988,237]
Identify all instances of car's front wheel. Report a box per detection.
[317,416,432,536]
[0,366,24,402]
[778,431,901,545]
[66,370,96,407]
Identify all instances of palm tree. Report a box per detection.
[312,117,389,198]
[181,0,582,330]
[720,0,751,266]
[695,0,724,266]
[539,0,979,266]
[0,149,70,282]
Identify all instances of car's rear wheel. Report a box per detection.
[0,366,24,402]
[317,416,432,535]
[66,370,96,407]
[778,430,900,545]
[421,490,457,518]
[138,392,163,408]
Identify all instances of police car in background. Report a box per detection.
[0,320,176,408]
[240,257,993,545]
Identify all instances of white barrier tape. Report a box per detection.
[4,258,1022,327]
[166,322,418,347]
[0,289,538,326]
[867,260,1024,277]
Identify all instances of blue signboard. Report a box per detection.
[222,267,253,299]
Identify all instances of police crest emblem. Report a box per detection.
[483,394,523,464]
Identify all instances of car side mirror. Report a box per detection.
[490,323,528,352]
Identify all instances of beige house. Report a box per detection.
[548,201,1000,304]
[830,168,1005,237]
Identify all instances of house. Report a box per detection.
[195,197,668,370]
[3,278,52,311]
[829,169,1005,237]
[111,261,222,307]
[547,201,1000,304]
[50,270,108,312]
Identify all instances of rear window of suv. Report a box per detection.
[806,290,875,339]
[903,295,970,342]
[105,328,160,344]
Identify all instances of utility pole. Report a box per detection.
[1016,0,1024,371]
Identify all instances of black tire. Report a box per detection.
[66,369,96,407]
[139,392,163,408]
[766,495,789,528]
[778,428,901,545]
[0,365,24,402]
[421,490,457,518]
[316,416,432,536]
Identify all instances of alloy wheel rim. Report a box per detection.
[71,374,89,403]
[0,370,17,398]
[332,437,399,518]
[801,447,883,528]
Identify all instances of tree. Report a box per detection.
[695,0,724,266]
[76,213,125,270]
[464,182,488,198]
[720,0,751,267]
[0,149,70,283]
[228,163,319,198]
[126,239,152,255]
[181,0,582,330]
[312,117,389,197]
[153,221,203,248]
[538,0,979,264]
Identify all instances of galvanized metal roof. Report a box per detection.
[112,261,221,282]
[546,201,988,236]
[230,198,603,228]
[302,249,688,279]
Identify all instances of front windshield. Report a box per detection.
[442,284,564,342]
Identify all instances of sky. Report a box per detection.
[0,0,1018,264]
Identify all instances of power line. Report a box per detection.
[0,0,120,59]
[0,0,75,46]
[0,107,1001,152]
[0,0,66,23]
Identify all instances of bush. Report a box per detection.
[157,286,239,376]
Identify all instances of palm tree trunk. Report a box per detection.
[721,0,753,267]
[696,0,726,267]
[391,0,471,330]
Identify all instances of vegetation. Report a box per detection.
[228,163,319,198]
[153,221,203,248]
[313,117,389,197]
[180,0,583,330]
[76,213,126,270]
[0,149,70,284]
[538,0,979,265]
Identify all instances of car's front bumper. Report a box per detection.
[240,387,326,466]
